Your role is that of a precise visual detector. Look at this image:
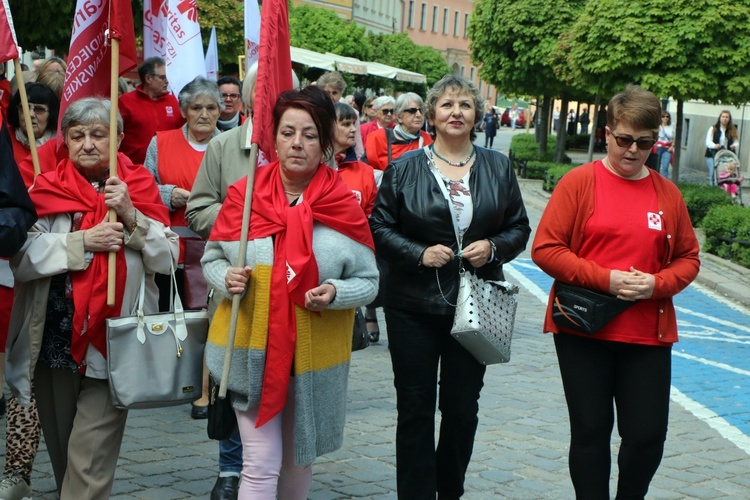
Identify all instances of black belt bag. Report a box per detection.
[552,283,635,335]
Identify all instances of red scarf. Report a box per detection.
[30,154,169,370]
[210,161,373,426]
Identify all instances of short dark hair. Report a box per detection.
[334,101,358,122]
[217,76,242,91]
[138,57,165,84]
[8,82,60,132]
[273,85,336,154]
[607,84,661,132]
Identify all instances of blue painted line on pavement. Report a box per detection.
[510,258,750,440]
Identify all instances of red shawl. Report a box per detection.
[29,154,169,369]
[210,160,374,426]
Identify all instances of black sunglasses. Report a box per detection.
[403,107,423,115]
[610,130,656,151]
[380,108,394,115]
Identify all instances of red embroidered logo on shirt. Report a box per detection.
[165,106,174,117]
[647,212,662,231]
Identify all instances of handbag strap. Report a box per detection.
[425,146,469,307]
[135,261,189,345]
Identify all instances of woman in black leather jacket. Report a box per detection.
[370,75,530,499]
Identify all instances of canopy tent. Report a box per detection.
[325,53,426,84]
[290,47,427,84]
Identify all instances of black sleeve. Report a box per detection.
[0,119,38,258]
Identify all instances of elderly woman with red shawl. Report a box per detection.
[202,86,378,498]
[6,97,178,499]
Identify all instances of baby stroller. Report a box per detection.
[715,149,744,205]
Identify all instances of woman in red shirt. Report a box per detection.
[532,85,700,499]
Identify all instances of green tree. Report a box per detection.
[367,32,451,86]
[557,0,750,180]
[8,0,93,54]
[197,0,246,73]
[469,0,586,162]
[290,5,371,61]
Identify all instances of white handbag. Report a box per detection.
[449,267,518,365]
[106,267,208,409]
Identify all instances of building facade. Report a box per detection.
[294,0,497,103]
[401,0,497,104]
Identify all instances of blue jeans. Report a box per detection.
[219,428,243,473]
[657,147,671,177]
[386,307,486,499]
[706,157,716,186]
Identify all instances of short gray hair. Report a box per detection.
[395,92,424,117]
[178,76,224,113]
[425,74,485,141]
[61,97,123,137]
[242,62,301,114]
[372,95,395,110]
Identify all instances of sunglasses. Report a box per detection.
[610,130,656,151]
[403,107,423,115]
[19,104,49,115]
[380,108,394,115]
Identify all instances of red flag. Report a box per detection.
[58,0,137,141]
[250,0,293,162]
[0,0,19,63]
[109,0,138,74]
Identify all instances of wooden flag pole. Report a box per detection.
[219,142,258,398]
[13,58,40,177]
[106,37,120,306]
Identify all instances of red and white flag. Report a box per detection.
[59,0,137,137]
[205,26,219,81]
[244,0,261,71]
[0,0,19,63]
[147,0,206,96]
[143,0,167,59]
[250,0,293,162]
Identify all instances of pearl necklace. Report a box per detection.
[430,144,476,167]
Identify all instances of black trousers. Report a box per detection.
[386,307,486,499]
[554,333,672,500]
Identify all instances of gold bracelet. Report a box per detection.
[129,209,138,233]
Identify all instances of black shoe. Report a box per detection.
[0,395,5,418]
[211,475,239,500]
[366,319,380,343]
[191,403,208,420]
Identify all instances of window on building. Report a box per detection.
[420,3,427,30]
[453,11,459,36]
[683,118,690,147]
[432,6,438,32]
[460,66,465,77]
[408,0,415,28]
[487,86,493,99]
[464,13,470,38]
[479,80,483,92]
[443,8,448,34]
[470,67,475,82]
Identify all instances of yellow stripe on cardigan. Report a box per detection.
[208,263,355,372]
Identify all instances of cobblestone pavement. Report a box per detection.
[3,147,750,498]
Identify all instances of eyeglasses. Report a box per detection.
[19,104,49,115]
[610,130,656,151]
[380,108,394,115]
[149,73,168,81]
[403,107,423,115]
[221,93,241,100]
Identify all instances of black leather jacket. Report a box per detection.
[370,147,530,315]
[0,119,37,258]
